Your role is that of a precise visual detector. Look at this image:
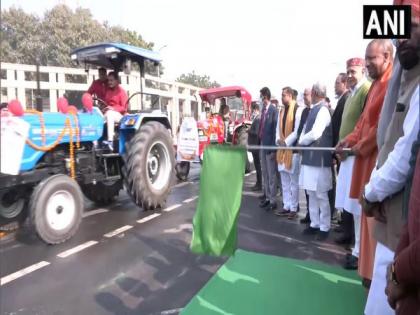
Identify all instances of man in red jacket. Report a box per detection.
[103,71,128,150]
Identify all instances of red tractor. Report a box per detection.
[175,86,253,180]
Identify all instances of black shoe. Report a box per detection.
[362,278,371,289]
[303,226,319,235]
[259,200,270,208]
[333,226,344,233]
[275,209,290,216]
[334,235,352,245]
[267,203,277,211]
[344,255,358,270]
[300,216,310,224]
[316,231,329,241]
[251,184,262,191]
[258,194,266,200]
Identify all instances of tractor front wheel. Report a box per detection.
[29,174,83,244]
[123,121,175,210]
[175,161,190,181]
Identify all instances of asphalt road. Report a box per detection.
[0,164,348,315]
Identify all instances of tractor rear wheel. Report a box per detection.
[123,121,175,210]
[238,128,251,173]
[81,180,122,206]
[29,174,83,244]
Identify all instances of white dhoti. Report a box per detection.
[335,156,361,215]
[364,242,395,315]
[278,153,301,212]
[300,165,332,232]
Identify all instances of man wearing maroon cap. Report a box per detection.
[334,57,371,270]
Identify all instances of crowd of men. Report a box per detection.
[247,3,419,313]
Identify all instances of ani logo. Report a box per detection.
[363,5,411,39]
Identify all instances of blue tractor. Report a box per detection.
[0,43,175,244]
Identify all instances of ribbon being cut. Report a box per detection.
[190,144,351,257]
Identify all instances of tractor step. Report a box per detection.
[100,153,120,158]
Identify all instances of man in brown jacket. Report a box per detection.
[386,120,420,315]
[360,3,420,313]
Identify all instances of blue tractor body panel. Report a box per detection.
[20,112,104,171]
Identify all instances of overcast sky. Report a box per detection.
[2,0,389,101]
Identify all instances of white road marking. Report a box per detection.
[82,209,109,218]
[137,213,161,223]
[0,261,50,286]
[163,223,193,234]
[174,181,191,188]
[57,241,98,258]
[163,204,182,212]
[160,308,184,314]
[104,225,133,238]
[183,196,198,203]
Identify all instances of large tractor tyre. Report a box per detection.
[122,121,175,210]
[237,128,252,173]
[0,189,27,230]
[29,174,83,244]
[81,180,122,206]
[175,161,190,181]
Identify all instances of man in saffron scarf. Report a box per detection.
[337,39,394,286]
[275,87,302,220]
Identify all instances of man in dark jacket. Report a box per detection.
[248,102,262,191]
[259,87,279,211]
[329,73,350,222]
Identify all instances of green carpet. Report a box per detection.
[181,250,366,315]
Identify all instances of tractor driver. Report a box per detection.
[87,67,108,101]
[103,71,128,150]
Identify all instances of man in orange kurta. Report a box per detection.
[338,39,394,282]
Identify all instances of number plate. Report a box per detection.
[210,133,218,141]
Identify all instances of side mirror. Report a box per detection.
[123,59,132,75]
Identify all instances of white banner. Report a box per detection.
[1,117,30,175]
[177,117,199,162]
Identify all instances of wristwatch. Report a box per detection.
[391,262,399,285]
[362,189,374,205]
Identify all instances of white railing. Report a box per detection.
[0,62,204,133]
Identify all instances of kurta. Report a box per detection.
[298,104,332,193]
[345,62,393,280]
[335,80,371,213]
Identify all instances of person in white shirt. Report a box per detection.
[275,87,304,220]
[298,82,333,241]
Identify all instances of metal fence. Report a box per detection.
[0,62,204,133]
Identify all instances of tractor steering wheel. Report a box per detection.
[92,97,109,114]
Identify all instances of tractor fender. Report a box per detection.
[118,113,172,154]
